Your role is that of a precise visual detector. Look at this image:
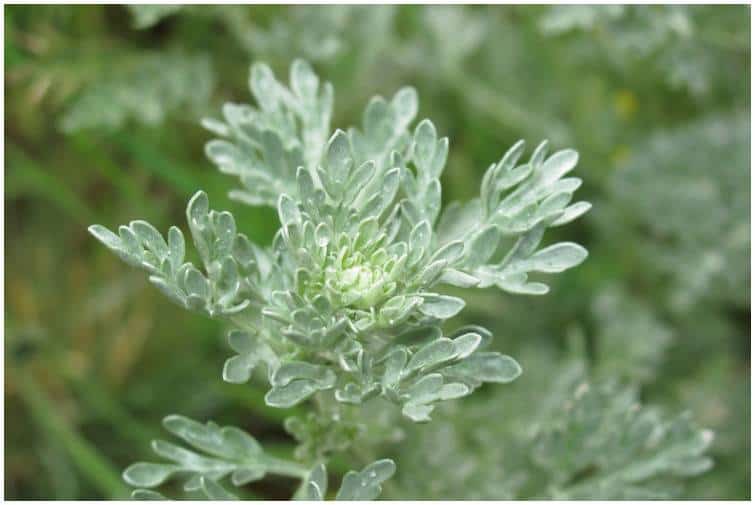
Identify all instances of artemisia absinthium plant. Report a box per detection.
[89,60,590,499]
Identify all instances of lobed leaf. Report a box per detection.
[335,459,396,500]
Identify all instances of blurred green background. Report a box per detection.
[4,5,750,499]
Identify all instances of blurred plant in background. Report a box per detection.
[5,4,749,499]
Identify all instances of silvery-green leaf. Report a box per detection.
[452,333,483,359]
[290,59,318,100]
[482,140,526,214]
[89,224,141,266]
[450,324,494,349]
[199,476,239,500]
[297,167,317,203]
[409,220,432,253]
[436,199,481,244]
[379,168,401,211]
[205,139,242,172]
[523,242,588,273]
[325,130,352,184]
[392,87,418,128]
[538,191,574,219]
[265,379,319,408]
[187,191,209,229]
[380,295,421,325]
[123,462,177,488]
[402,403,435,422]
[550,176,583,195]
[219,427,264,460]
[335,383,368,404]
[382,347,408,388]
[354,216,380,251]
[552,201,592,226]
[88,224,122,251]
[212,211,236,255]
[406,338,457,373]
[443,352,522,383]
[304,482,324,501]
[481,162,498,215]
[529,139,549,167]
[439,268,480,288]
[217,257,240,303]
[497,276,550,295]
[202,116,230,136]
[344,160,376,203]
[249,62,278,109]
[120,414,313,500]
[538,149,579,186]
[418,259,448,286]
[438,382,470,400]
[223,343,261,383]
[162,415,262,460]
[465,225,500,267]
[301,463,328,500]
[413,119,437,172]
[503,223,546,266]
[231,234,256,269]
[185,193,213,266]
[278,194,301,227]
[167,226,185,271]
[429,136,449,179]
[183,267,209,300]
[335,459,396,500]
[228,329,256,354]
[497,163,534,199]
[272,362,336,388]
[118,225,141,258]
[362,96,389,138]
[131,489,167,500]
[422,179,443,223]
[418,294,465,319]
[151,439,217,469]
[405,373,444,403]
[430,240,465,265]
[131,221,167,259]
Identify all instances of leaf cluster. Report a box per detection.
[88,58,591,499]
[90,60,589,426]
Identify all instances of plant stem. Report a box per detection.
[261,455,309,479]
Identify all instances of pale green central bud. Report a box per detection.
[340,265,379,292]
[315,247,399,311]
[327,260,394,310]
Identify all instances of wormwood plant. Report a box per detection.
[89,60,592,499]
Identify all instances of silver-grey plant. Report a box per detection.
[89,59,590,499]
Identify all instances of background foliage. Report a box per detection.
[5,4,750,499]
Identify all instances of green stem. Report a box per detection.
[260,455,309,479]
